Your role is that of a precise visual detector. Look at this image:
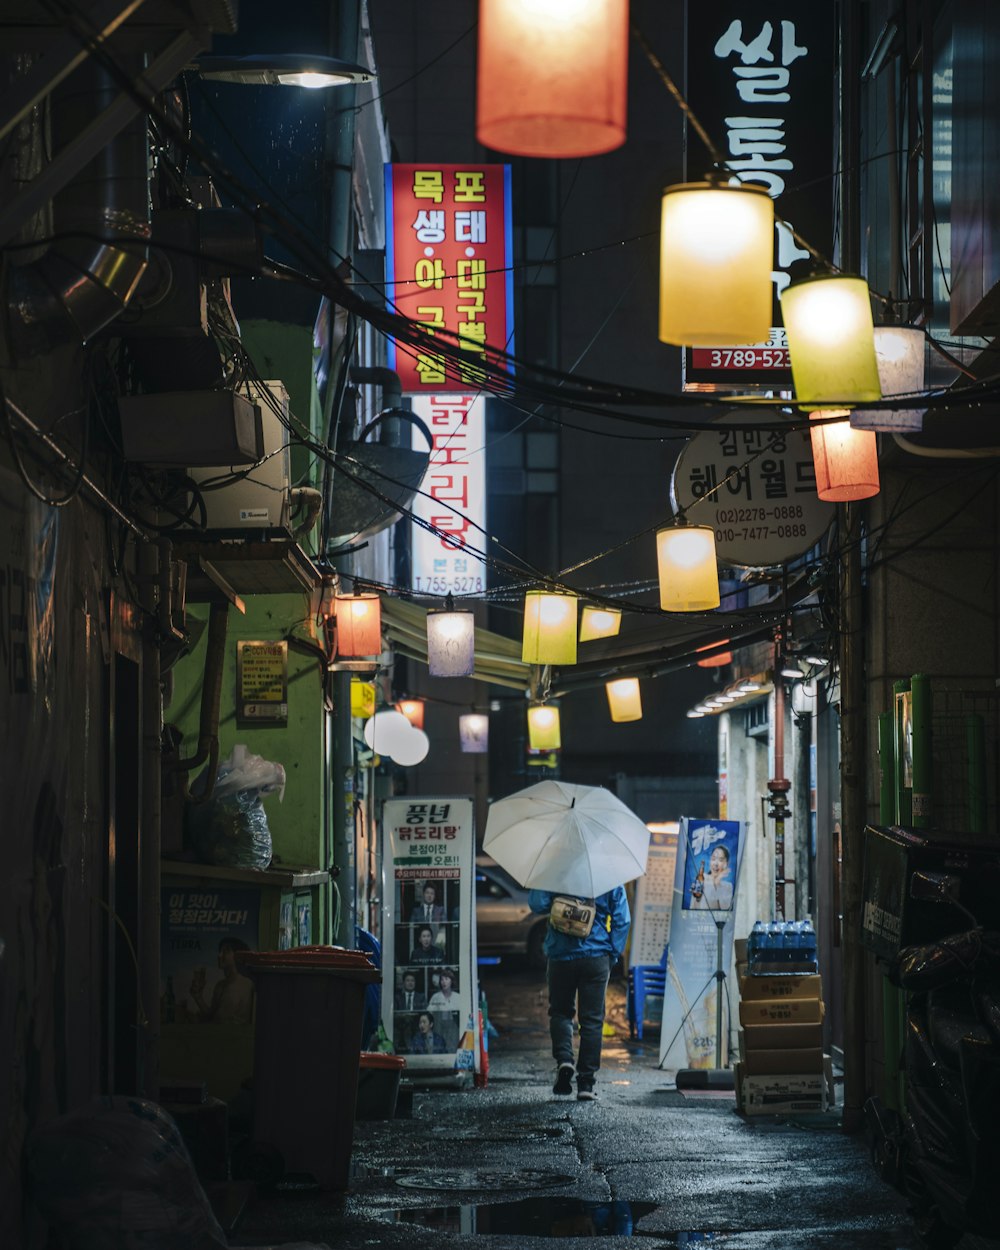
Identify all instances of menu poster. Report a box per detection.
[381,797,477,1075]
[627,826,678,969]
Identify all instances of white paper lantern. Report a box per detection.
[363,709,411,754]
[427,607,476,677]
[851,325,926,432]
[390,726,430,766]
[459,713,489,753]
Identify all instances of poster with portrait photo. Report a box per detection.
[681,819,742,913]
[381,797,477,1074]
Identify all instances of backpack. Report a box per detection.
[549,896,597,938]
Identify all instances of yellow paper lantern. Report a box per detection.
[350,679,375,719]
[655,523,720,612]
[522,590,578,665]
[527,703,561,750]
[335,592,382,656]
[780,274,881,406]
[396,698,425,730]
[579,605,622,641]
[606,677,642,723]
[659,182,774,347]
[809,411,880,501]
[476,0,629,158]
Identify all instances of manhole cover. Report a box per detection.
[395,1168,574,1192]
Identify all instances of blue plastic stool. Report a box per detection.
[627,944,668,1040]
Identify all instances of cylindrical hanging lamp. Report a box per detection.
[659,182,774,347]
[579,604,622,641]
[809,411,880,502]
[527,703,561,750]
[459,712,489,753]
[426,599,475,677]
[396,698,426,730]
[655,521,720,612]
[696,641,732,668]
[522,590,578,665]
[606,677,642,723]
[334,592,382,656]
[476,0,628,158]
[851,325,926,432]
[780,274,881,406]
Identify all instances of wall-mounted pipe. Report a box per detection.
[174,602,228,800]
[9,60,150,355]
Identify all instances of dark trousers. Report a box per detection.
[546,954,612,1086]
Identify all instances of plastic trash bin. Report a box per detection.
[356,1052,406,1120]
[237,946,379,1190]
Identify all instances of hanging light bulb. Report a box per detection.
[579,604,622,642]
[606,677,642,723]
[459,712,489,753]
[655,520,720,612]
[334,592,382,656]
[780,273,881,406]
[476,0,628,158]
[527,702,561,750]
[696,641,732,668]
[851,324,926,432]
[659,182,774,347]
[522,590,578,665]
[426,597,475,677]
[809,411,880,501]
[396,698,426,730]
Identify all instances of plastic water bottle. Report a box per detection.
[800,917,817,966]
[749,920,766,969]
[766,920,782,951]
[785,920,802,950]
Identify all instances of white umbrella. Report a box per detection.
[482,780,650,898]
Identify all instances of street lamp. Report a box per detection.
[194,53,376,88]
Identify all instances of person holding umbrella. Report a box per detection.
[528,885,630,1100]
[483,780,647,1100]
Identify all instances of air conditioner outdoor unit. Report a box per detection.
[188,380,291,535]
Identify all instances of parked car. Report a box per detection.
[475,855,548,969]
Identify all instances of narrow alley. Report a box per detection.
[223,963,993,1250]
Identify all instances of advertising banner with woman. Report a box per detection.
[381,797,478,1077]
[659,818,743,1073]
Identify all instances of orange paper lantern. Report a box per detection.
[334,593,382,656]
[476,0,628,158]
[809,411,880,502]
[396,698,426,730]
[696,642,732,668]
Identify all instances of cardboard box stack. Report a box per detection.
[735,971,832,1115]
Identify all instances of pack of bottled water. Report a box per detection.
[747,917,818,973]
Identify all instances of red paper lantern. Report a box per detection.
[696,641,732,668]
[476,0,628,158]
[396,698,426,730]
[809,411,880,502]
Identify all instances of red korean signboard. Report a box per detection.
[384,163,514,392]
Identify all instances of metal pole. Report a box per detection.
[715,917,725,1068]
[768,630,791,919]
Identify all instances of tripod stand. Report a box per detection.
[675,916,734,1090]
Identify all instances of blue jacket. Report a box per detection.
[528,886,631,961]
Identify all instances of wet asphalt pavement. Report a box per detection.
[229,962,1000,1250]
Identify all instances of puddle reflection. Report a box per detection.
[394,1196,724,1239]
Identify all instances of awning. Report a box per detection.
[380,597,534,691]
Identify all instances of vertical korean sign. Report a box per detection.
[384,163,514,391]
[683,3,834,392]
[381,797,478,1077]
[409,394,487,596]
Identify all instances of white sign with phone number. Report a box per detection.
[671,415,834,568]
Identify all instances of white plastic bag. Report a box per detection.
[187,746,285,869]
[210,744,286,802]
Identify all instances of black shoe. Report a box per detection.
[552,1063,575,1096]
[576,1086,597,1101]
